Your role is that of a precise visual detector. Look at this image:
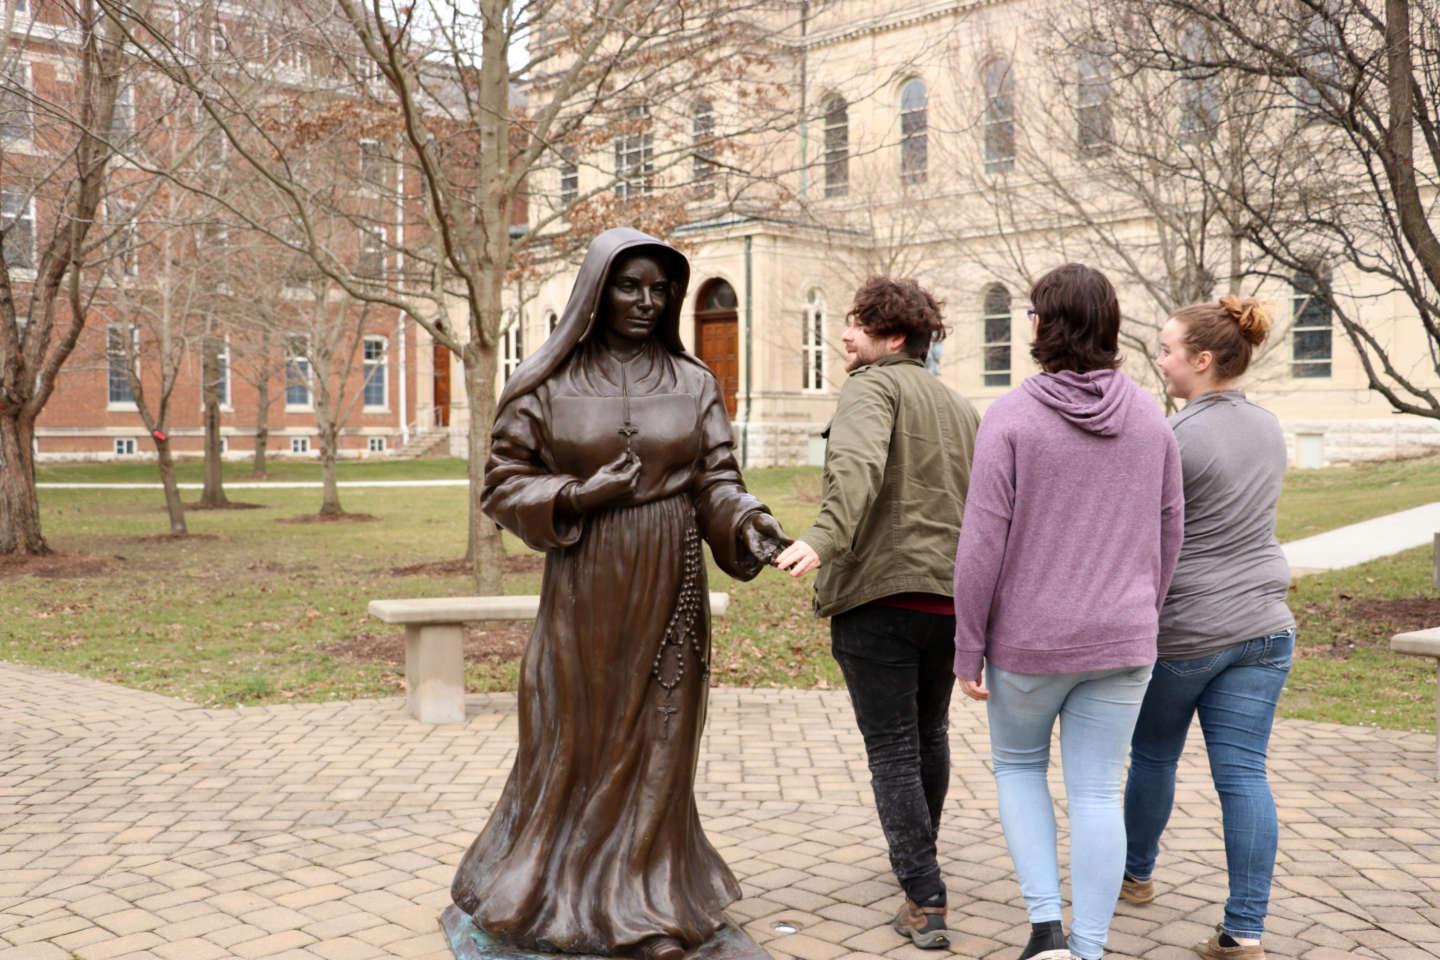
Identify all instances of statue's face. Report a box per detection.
[602,254,670,344]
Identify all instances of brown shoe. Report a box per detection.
[1119,874,1155,905]
[1194,925,1265,959]
[892,898,949,950]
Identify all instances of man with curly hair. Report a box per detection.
[776,277,980,948]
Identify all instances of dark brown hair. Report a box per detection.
[847,276,947,360]
[1172,295,1272,380]
[1028,263,1121,374]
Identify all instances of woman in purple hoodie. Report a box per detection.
[953,263,1184,960]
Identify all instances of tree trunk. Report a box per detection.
[463,340,503,594]
[252,331,270,478]
[318,421,343,516]
[155,436,188,534]
[0,409,48,555]
[199,336,230,507]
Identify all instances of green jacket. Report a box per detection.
[802,354,981,617]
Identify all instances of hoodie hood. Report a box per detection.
[1022,368,1133,437]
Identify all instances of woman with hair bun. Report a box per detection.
[1121,296,1295,960]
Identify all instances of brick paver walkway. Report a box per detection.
[1,662,1437,960]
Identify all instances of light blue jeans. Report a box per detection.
[987,663,1154,960]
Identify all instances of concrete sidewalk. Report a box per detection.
[1282,502,1440,573]
[1,662,1436,960]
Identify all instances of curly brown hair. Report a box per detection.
[1029,263,1121,374]
[1171,295,1273,380]
[847,276,947,360]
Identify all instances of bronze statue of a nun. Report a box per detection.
[445,228,788,960]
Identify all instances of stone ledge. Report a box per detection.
[1391,627,1440,658]
[369,592,731,624]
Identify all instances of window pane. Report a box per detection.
[984,345,1012,370]
[984,316,1010,344]
[824,96,848,197]
[900,80,927,185]
[1292,360,1331,378]
[1292,328,1332,360]
[983,371,1012,387]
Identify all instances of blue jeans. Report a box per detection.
[1124,628,1295,940]
[987,663,1154,960]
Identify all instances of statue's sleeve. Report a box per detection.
[481,388,583,552]
[692,374,768,581]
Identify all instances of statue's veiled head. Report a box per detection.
[596,252,674,349]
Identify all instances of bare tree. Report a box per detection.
[97,0,807,590]
[1093,0,1440,418]
[0,0,136,556]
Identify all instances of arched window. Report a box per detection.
[802,288,826,391]
[546,310,558,335]
[692,99,716,197]
[823,94,848,198]
[982,284,1012,387]
[502,315,524,382]
[1178,23,1219,143]
[983,59,1015,173]
[1076,49,1112,154]
[900,78,927,185]
[1291,267,1332,378]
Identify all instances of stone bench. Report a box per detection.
[368,593,733,724]
[1391,626,1440,777]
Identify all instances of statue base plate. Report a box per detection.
[440,905,769,960]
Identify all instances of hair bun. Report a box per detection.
[1218,295,1271,346]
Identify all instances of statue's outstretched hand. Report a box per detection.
[740,512,790,565]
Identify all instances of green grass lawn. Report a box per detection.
[5,455,1440,730]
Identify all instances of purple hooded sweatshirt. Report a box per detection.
[952,369,1184,680]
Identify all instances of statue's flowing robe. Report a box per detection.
[452,338,766,952]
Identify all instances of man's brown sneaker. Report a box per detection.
[892,898,950,949]
[1119,874,1155,904]
[1194,925,1265,959]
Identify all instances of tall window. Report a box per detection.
[982,284,1012,387]
[614,103,653,201]
[285,334,312,406]
[0,62,31,141]
[1295,9,1340,122]
[359,138,386,187]
[111,85,134,141]
[107,325,137,404]
[1076,49,1112,154]
[900,78,927,186]
[1,189,34,270]
[106,200,138,278]
[215,337,230,406]
[692,99,716,197]
[802,289,825,391]
[358,225,384,277]
[363,336,387,406]
[1291,268,1332,378]
[502,317,523,382]
[1178,22,1219,143]
[546,310,559,335]
[823,94,848,198]
[983,59,1015,173]
[559,152,578,206]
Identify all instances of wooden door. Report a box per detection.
[433,342,451,427]
[695,279,740,418]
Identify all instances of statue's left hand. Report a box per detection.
[740,512,790,565]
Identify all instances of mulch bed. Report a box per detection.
[387,554,544,577]
[127,533,222,543]
[0,553,116,579]
[327,621,532,667]
[278,513,379,524]
[1297,594,1440,658]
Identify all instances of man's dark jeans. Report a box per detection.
[831,602,956,904]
